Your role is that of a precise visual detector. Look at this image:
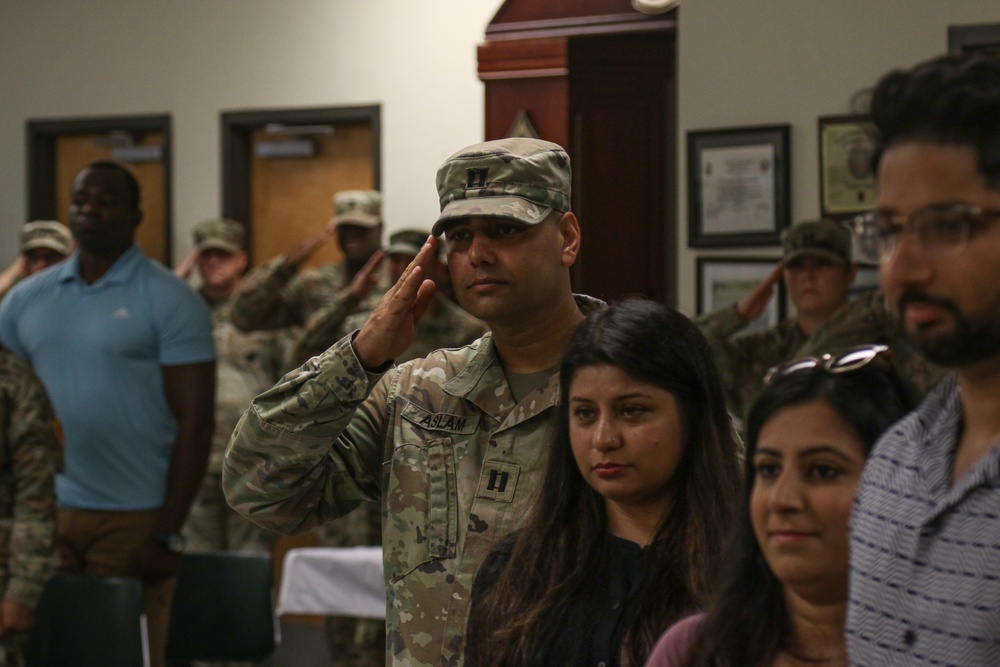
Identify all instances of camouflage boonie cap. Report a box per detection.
[432,138,571,236]
[332,190,382,228]
[782,219,852,264]
[385,229,429,257]
[21,220,73,256]
[193,218,246,254]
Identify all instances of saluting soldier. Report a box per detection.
[224,138,602,667]
[0,346,61,667]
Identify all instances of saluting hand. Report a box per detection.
[352,236,438,370]
[0,256,26,296]
[347,249,386,301]
[737,261,783,322]
[283,226,335,270]
[173,247,199,280]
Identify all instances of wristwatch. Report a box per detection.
[152,531,187,554]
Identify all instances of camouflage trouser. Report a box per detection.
[183,472,275,553]
[317,502,384,667]
[325,616,385,667]
[0,633,25,667]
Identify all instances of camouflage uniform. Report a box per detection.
[181,296,294,553]
[696,217,948,425]
[300,294,485,667]
[228,258,388,333]
[219,196,388,666]
[296,228,486,366]
[794,288,947,395]
[228,190,390,334]
[390,297,486,364]
[695,304,807,426]
[0,346,61,667]
[0,221,73,302]
[311,295,487,368]
[19,221,72,259]
[223,294,603,667]
[288,281,386,367]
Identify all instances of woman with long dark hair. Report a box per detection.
[465,299,742,667]
[645,345,915,667]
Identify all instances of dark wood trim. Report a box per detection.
[478,38,569,79]
[486,0,676,41]
[219,105,381,258]
[480,0,678,304]
[480,68,570,81]
[487,14,675,41]
[26,113,172,263]
[949,23,1000,55]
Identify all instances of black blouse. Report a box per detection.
[467,531,652,667]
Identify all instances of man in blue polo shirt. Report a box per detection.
[0,161,215,667]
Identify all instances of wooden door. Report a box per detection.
[27,115,172,265]
[54,133,168,264]
[249,123,375,269]
[221,107,380,269]
[569,32,675,304]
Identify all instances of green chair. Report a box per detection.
[165,551,278,663]
[25,573,148,667]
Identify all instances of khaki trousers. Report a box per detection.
[56,507,177,667]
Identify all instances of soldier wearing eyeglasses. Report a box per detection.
[845,53,1000,666]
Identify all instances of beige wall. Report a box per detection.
[0,0,496,263]
[2,1,999,317]
[676,0,1000,314]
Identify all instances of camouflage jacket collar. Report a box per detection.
[442,293,605,423]
[441,332,514,421]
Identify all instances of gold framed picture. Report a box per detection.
[818,114,877,217]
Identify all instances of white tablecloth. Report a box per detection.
[276,546,385,619]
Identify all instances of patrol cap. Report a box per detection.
[782,219,852,264]
[332,190,382,228]
[385,229,429,258]
[21,220,73,256]
[193,218,246,254]
[432,138,571,237]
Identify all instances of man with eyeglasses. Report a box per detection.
[845,53,1000,665]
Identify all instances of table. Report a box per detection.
[276,546,385,619]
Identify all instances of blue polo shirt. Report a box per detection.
[0,246,215,510]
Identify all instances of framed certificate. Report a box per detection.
[687,124,790,247]
[697,257,786,331]
[818,115,877,217]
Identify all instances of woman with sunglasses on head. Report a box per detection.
[645,345,915,667]
[465,299,742,667]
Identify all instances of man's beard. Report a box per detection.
[898,289,1000,367]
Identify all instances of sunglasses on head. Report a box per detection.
[763,344,892,386]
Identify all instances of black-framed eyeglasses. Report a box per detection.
[849,203,1000,262]
[763,344,892,386]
